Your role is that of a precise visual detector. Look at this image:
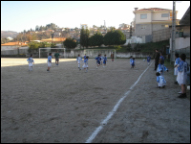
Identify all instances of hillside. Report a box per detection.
[1,31,19,38]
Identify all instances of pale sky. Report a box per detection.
[1,1,190,33]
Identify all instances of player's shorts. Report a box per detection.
[177,72,187,85]
[28,63,33,67]
[48,62,52,67]
[103,61,106,64]
[55,58,59,61]
[82,63,88,68]
[97,61,100,64]
[131,64,135,66]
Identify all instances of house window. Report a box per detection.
[140,14,147,19]
[161,13,169,17]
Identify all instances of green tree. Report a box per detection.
[28,42,39,53]
[89,32,103,47]
[80,26,90,49]
[39,42,48,48]
[104,30,126,46]
[64,38,77,49]
[51,43,56,48]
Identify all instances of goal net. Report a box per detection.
[39,48,66,58]
[84,49,116,59]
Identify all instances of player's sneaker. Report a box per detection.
[178,93,187,98]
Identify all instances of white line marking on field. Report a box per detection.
[85,63,152,143]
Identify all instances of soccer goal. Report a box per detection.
[39,48,66,58]
[84,49,116,59]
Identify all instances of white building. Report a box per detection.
[133,7,179,43]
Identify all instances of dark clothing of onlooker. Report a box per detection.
[155,52,160,70]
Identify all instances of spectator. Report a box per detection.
[177,54,188,98]
[154,49,160,71]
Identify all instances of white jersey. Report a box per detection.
[177,61,188,85]
[27,57,34,66]
[77,57,82,63]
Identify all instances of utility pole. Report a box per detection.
[171,1,176,64]
[104,20,107,34]
[130,22,133,38]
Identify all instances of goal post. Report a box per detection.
[39,48,66,58]
[84,49,116,59]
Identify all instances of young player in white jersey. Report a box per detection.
[100,54,103,65]
[47,53,52,72]
[27,54,34,71]
[177,54,188,98]
[82,56,89,72]
[76,54,82,70]
[174,53,181,84]
[156,72,166,88]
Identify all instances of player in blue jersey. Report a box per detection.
[83,56,89,72]
[103,54,107,68]
[76,54,82,70]
[27,54,34,71]
[95,54,101,68]
[47,53,52,72]
[159,52,165,65]
[177,54,188,98]
[157,59,168,75]
[156,72,166,88]
[130,56,135,68]
[147,55,151,66]
[84,54,86,62]
[174,53,181,84]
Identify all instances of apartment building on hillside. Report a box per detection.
[133,7,180,43]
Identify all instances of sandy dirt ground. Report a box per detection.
[1,58,190,143]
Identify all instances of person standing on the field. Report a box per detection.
[54,50,60,66]
[103,54,107,68]
[47,53,52,72]
[84,54,86,62]
[76,54,82,70]
[111,52,114,62]
[147,55,151,66]
[154,49,160,71]
[174,53,181,84]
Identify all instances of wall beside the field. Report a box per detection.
[1,48,152,59]
[1,48,28,56]
[63,50,151,59]
[116,52,152,59]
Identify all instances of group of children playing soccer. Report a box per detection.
[76,54,89,72]
[76,53,108,72]
[27,50,189,98]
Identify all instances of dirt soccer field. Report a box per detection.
[1,58,190,143]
